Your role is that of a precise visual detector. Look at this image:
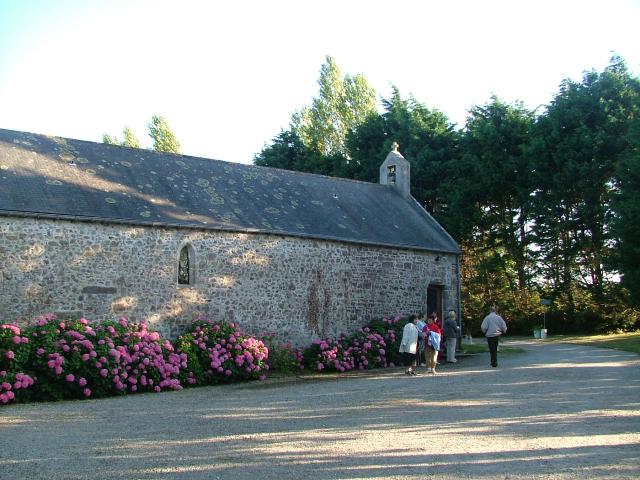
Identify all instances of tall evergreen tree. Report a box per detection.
[459,96,536,289]
[437,97,540,330]
[254,129,310,171]
[531,57,640,311]
[347,87,459,213]
[613,116,640,305]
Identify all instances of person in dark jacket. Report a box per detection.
[443,309,459,363]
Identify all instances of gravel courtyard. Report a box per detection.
[1,339,639,480]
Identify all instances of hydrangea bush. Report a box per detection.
[0,324,35,404]
[1,312,414,406]
[260,332,304,373]
[23,314,185,401]
[175,319,269,385]
[367,314,410,366]
[303,314,411,372]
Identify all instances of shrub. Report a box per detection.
[25,315,185,401]
[345,327,388,370]
[303,334,355,372]
[368,314,409,366]
[1,311,419,406]
[175,319,269,386]
[303,314,412,372]
[260,332,304,373]
[0,324,35,404]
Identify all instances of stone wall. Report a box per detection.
[0,217,459,346]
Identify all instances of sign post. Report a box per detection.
[540,299,552,329]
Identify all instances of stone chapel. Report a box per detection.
[0,129,460,345]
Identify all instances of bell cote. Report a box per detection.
[379,141,411,198]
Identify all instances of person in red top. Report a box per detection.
[422,313,442,374]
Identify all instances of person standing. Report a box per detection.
[443,309,459,363]
[416,314,427,366]
[399,316,420,375]
[422,314,442,374]
[481,306,507,368]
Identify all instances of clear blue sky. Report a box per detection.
[1,0,639,164]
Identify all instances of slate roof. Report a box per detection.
[0,128,459,253]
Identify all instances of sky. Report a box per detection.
[0,0,639,165]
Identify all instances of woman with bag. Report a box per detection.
[422,313,442,374]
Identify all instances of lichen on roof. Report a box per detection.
[0,128,459,253]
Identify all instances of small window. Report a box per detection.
[178,245,193,285]
[387,165,396,185]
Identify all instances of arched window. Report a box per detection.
[178,244,194,285]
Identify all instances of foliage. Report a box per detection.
[175,319,268,386]
[612,116,640,305]
[303,314,410,372]
[102,126,141,148]
[254,129,309,172]
[460,241,544,335]
[292,55,377,158]
[530,57,640,309]
[148,114,181,153]
[0,315,270,406]
[0,324,35,404]
[260,332,304,372]
[24,314,184,401]
[103,116,180,153]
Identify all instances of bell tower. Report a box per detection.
[379,141,411,198]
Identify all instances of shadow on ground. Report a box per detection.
[1,340,638,479]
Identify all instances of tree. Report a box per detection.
[457,96,536,289]
[347,87,459,213]
[102,126,141,148]
[613,116,640,306]
[531,57,640,311]
[436,96,540,333]
[253,129,310,171]
[121,127,141,148]
[148,115,181,154]
[292,56,377,158]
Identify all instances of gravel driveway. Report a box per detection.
[1,339,639,480]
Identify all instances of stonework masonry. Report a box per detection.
[0,217,458,346]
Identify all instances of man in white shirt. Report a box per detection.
[481,306,507,368]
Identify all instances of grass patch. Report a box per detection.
[461,343,487,354]
[552,332,640,354]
